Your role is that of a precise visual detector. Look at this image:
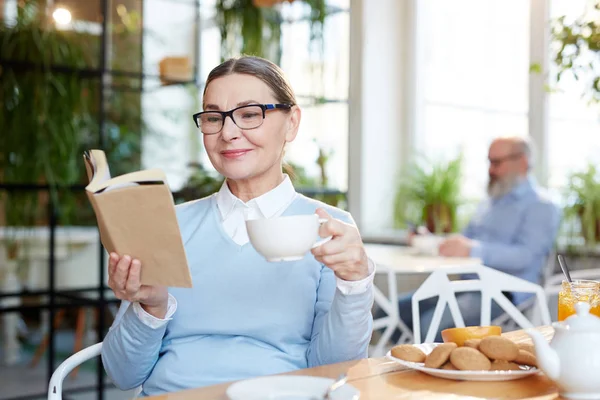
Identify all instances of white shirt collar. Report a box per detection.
[216,175,297,220]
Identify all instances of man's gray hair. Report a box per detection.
[509,135,535,170]
[518,136,535,170]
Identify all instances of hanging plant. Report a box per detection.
[550,0,600,103]
[303,0,327,53]
[252,0,293,6]
[216,0,280,62]
[215,0,327,63]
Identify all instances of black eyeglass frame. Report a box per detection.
[192,103,293,134]
[488,152,524,167]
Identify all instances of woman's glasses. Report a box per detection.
[192,104,292,135]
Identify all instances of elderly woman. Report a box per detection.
[101,56,374,396]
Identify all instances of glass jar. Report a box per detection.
[558,280,600,321]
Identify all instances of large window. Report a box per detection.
[547,0,600,193]
[414,0,530,206]
[198,0,350,197]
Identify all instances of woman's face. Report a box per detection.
[202,73,300,183]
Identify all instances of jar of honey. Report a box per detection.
[558,280,600,321]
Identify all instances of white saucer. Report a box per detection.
[226,375,360,400]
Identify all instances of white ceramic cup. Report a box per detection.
[245,214,331,262]
[411,234,444,256]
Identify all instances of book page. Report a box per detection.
[84,150,112,189]
[103,181,139,193]
[96,157,111,184]
[86,168,166,193]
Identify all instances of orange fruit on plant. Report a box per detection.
[441,326,502,347]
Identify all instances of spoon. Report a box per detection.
[322,373,348,399]
[558,254,573,283]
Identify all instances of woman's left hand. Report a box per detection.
[311,208,370,281]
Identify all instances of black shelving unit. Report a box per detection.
[0,1,201,399]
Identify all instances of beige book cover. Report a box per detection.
[83,149,192,288]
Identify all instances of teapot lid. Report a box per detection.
[563,302,600,330]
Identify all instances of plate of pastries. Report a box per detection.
[386,326,539,381]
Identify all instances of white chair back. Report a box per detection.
[411,265,551,344]
[48,341,142,400]
[48,342,103,400]
[541,249,558,287]
[493,250,558,330]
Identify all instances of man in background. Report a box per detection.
[395,135,561,342]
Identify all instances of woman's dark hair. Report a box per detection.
[203,56,297,106]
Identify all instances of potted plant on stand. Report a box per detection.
[563,163,600,249]
[393,154,463,235]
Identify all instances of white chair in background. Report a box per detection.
[411,265,551,344]
[490,296,539,331]
[544,268,600,295]
[542,250,558,287]
[48,342,141,400]
[492,250,557,330]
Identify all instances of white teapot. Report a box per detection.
[527,302,600,399]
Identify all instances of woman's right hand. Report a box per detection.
[108,253,169,319]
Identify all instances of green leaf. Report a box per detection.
[393,152,464,233]
[529,63,543,74]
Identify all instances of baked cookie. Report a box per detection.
[479,336,519,361]
[517,342,536,355]
[514,349,537,367]
[441,362,457,370]
[449,347,492,371]
[490,360,521,371]
[424,343,458,369]
[464,339,481,349]
[391,344,427,363]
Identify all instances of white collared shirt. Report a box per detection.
[215,175,375,295]
[217,175,298,246]
[133,175,375,326]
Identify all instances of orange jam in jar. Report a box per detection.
[558,280,600,321]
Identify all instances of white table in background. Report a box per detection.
[365,243,481,356]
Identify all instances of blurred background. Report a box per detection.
[0,0,599,399]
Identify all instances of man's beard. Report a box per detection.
[487,173,521,198]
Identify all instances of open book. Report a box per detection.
[83,149,192,288]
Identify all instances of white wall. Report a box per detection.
[348,0,416,233]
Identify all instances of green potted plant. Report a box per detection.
[563,163,600,246]
[393,154,463,234]
[0,1,95,234]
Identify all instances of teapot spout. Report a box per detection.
[526,328,560,381]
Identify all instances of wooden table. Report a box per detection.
[148,326,561,400]
[365,244,482,354]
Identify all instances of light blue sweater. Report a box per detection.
[101,194,374,396]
